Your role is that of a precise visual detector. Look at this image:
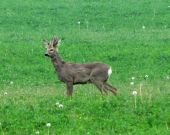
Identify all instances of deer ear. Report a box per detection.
[57,39,61,46]
[43,40,49,48]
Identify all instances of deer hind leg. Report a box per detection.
[101,83,108,95]
[103,82,117,95]
[92,80,108,95]
[66,82,73,96]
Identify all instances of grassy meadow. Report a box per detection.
[0,0,170,134]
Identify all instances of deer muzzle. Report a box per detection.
[45,53,49,57]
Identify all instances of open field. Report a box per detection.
[0,0,170,134]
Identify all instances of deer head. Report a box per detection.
[43,37,61,57]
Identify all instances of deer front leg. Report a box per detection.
[66,82,73,96]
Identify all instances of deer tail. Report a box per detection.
[108,67,112,77]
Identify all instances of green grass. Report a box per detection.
[0,0,170,134]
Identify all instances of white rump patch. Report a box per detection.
[108,67,112,77]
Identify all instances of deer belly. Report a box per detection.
[73,73,90,84]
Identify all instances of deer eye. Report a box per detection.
[49,49,53,52]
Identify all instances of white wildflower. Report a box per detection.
[58,104,63,108]
[142,25,146,29]
[166,76,169,80]
[55,102,60,106]
[46,123,51,128]
[4,92,8,95]
[130,82,134,85]
[131,77,135,80]
[132,91,137,96]
[10,81,14,85]
[145,75,149,78]
[35,131,40,134]
[77,21,80,25]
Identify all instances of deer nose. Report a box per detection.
[45,53,49,57]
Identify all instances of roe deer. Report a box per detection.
[43,37,117,96]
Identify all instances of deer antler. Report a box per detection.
[52,37,59,46]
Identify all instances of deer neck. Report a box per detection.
[51,53,64,71]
